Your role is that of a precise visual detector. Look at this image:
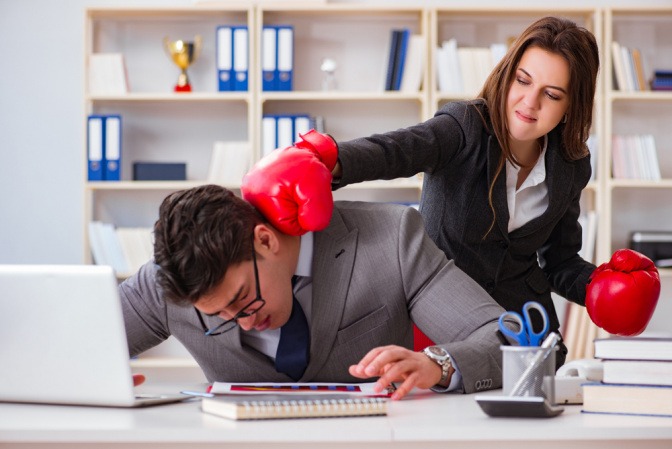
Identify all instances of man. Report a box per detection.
[120,184,507,400]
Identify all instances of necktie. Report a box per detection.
[274,276,310,380]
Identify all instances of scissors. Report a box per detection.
[498,301,550,346]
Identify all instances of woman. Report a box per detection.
[243,17,660,369]
[332,16,600,366]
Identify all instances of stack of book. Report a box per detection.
[611,41,648,92]
[383,28,425,93]
[583,336,672,417]
[611,134,661,181]
[88,221,153,277]
[651,70,672,91]
[435,38,507,96]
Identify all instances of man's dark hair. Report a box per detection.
[153,184,263,306]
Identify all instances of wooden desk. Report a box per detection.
[1,385,671,449]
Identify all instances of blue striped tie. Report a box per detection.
[274,276,310,380]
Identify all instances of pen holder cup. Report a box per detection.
[502,345,557,402]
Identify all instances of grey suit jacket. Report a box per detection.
[337,100,596,345]
[120,202,506,393]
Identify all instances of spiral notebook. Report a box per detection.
[201,394,388,420]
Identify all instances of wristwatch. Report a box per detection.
[423,346,452,386]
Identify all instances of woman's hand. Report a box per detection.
[349,345,442,400]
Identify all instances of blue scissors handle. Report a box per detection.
[498,311,529,346]
[522,301,549,346]
[498,301,550,346]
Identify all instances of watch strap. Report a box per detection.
[438,357,451,385]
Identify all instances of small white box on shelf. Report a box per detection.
[88,53,129,95]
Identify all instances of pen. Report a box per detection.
[180,390,215,398]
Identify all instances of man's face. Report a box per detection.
[194,256,293,333]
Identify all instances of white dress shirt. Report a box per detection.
[505,135,550,233]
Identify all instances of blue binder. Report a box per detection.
[385,30,402,91]
[216,26,233,91]
[276,26,294,91]
[393,29,411,90]
[87,115,104,181]
[103,115,122,181]
[261,26,277,91]
[232,26,248,91]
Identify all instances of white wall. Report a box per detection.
[2,0,671,264]
[0,0,186,264]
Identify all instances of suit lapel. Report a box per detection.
[301,207,358,380]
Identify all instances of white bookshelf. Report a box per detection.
[91,5,672,364]
[603,8,672,334]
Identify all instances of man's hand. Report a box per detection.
[349,345,443,400]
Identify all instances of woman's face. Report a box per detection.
[506,46,570,145]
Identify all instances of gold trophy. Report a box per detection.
[164,36,202,92]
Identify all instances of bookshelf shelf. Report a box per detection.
[609,92,672,101]
[87,93,252,102]
[610,180,672,189]
[260,91,425,102]
[86,181,239,191]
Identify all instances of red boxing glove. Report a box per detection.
[586,249,660,336]
[242,130,338,236]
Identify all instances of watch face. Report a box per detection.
[428,346,443,356]
[427,346,448,359]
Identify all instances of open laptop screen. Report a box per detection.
[0,264,185,407]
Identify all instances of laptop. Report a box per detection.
[0,264,189,407]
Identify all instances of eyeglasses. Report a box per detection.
[194,249,266,336]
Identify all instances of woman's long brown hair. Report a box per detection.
[477,16,599,237]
